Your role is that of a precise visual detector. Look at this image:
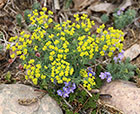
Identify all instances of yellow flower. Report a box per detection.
[11,46,16,51]
[44,65,48,69]
[34,46,38,51]
[23,49,28,55]
[48,18,53,23]
[20,31,25,35]
[16,51,22,55]
[50,78,54,82]
[48,34,54,39]
[108,51,113,57]
[28,59,35,64]
[35,73,40,78]
[25,75,28,80]
[40,11,44,15]
[50,51,55,55]
[96,28,101,33]
[42,7,47,11]
[70,68,74,75]
[32,78,38,85]
[48,10,53,15]
[6,44,10,49]
[102,45,108,51]
[54,40,59,45]
[36,64,41,69]
[10,53,15,58]
[44,23,48,29]
[49,56,54,61]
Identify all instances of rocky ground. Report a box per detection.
[0,0,140,114]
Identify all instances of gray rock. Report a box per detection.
[0,84,63,114]
[100,80,140,114]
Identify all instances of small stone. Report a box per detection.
[100,80,140,114]
[0,84,63,114]
[124,44,140,61]
[88,3,116,14]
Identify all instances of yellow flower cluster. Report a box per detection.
[28,7,53,25]
[6,7,124,88]
[7,32,32,59]
[24,61,47,85]
[80,69,96,90]
[50,59,74,84]
[96,25,124,57]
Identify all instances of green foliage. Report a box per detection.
[113,9,136,29]
[95,65,103,88]
[0,45,3,51]
[5,71,11,82]
[136,68,140,78]
[16,14,22,26]
[24,9,31,24]
[0,33,4,51]
[106,58,136,80]
[32,1,41,10]
[101,14,109,23]
[65,0,73,9]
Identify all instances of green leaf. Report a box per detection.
[16,14,22,26]
[101,14,109,23]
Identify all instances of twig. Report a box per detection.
[130,29,136,39]
[87,59,110,71]
[79,84,92,97]
[62,97,73,110]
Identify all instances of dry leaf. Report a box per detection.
[119,0,132,10]
[79,0,99,11]
[73,0,99,11]
[124,44,140,61]
[73,0,85,10]
[88,2,116,14]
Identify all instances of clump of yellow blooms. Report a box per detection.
[80,69,96,90]
[6,7,124,89]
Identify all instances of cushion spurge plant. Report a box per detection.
[7,7,124,97]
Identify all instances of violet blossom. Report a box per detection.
[117,10,121,16]
[99,72,112,83]
[57,90,63,96]
[99,72,106,79]
[88,67,95,76]
[57,82,76,98]
[113,50,124,63]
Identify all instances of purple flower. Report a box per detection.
[104,72,111,76]
[107,76,112,83]
[63,87,69,92]
[64,82,71,87]
[92,72,95,76]
[121,8,125,11]
[113,56,118,63]
[57,90,63,96]
[117,10,121,16]
[118,52,124,60]
[67,83,76,93]
[88,67,92,71]
[63,92,69,98]
[72,83,76,90]
[88,72,93,77]
[99,72,106,79]
[57,82,76,98]
[68,87,74,93]
[99,72,112,83]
